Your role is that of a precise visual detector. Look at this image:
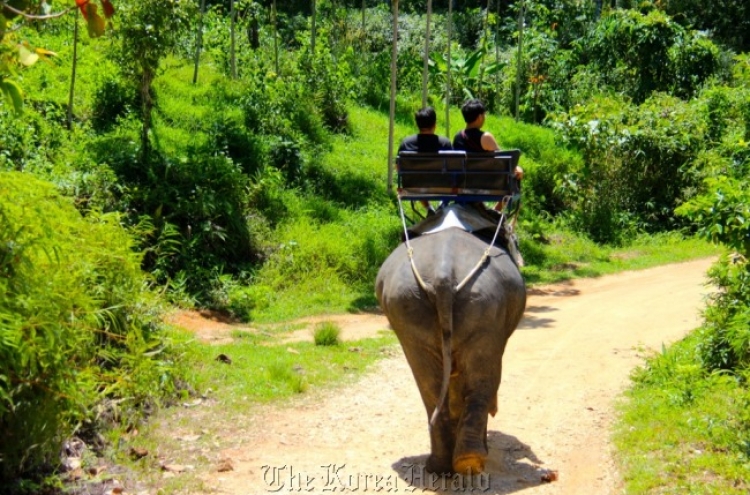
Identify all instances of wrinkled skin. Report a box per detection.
[375,228,526,475]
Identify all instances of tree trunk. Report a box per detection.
[249,13,259,49]
[192,0,207,84]
[66,9,79,130]
[421,0,432,108]
[311,0,317,56]
[230,0,237,79]
[445,0,453,138]
[140,69,155,160]
[387,0,399,194]
[358,0,365,76]
[273,0,279,74]
[514,0,525,121]
[495,0,501,97]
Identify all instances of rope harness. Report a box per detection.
[396,197,518,293]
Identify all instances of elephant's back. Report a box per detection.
[376,229,525,302]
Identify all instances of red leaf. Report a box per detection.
[101,0,115,19]
[75,0,90,19]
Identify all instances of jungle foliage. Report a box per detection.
[1,0,750,489]
[0,173,182,480]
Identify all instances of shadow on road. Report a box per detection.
[391,430,553,493]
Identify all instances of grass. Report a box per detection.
[314,321,342,346]
[614,333,750,494]
[519,230,723,286]
[173,327,396,406]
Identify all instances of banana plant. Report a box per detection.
[428,45,505,102]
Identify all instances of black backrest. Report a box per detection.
[396,151,467,190]
[396,150,520,197]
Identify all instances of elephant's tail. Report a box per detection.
[429,279,454,430]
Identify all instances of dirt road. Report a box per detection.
[182,258,714,494]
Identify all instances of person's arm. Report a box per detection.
[480,132,500,151]
[482,132,523,179]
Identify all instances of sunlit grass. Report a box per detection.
[614,333,750,494]
[519,228,722,286]
[171,327,397,408]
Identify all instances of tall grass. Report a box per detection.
[0,172,181,480]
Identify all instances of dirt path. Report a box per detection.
[166,258,715,495]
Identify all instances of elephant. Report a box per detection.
[375,207,526,475]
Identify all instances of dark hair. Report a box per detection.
[414,107,437,130]
[461,99,486,124]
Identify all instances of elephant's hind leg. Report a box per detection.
[452,398,491,474]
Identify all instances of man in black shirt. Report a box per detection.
[398,107,452,214]
[398,107,452,153]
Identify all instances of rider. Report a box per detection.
[453,99,524,211]
[399,106,453,153]
[398,107,453,215]
[453,99,525,266]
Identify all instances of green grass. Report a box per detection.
[614,333,750,494]
[520,230,723,286]
[313,321,342,346]
[173,327,397,407]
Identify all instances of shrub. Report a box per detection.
[582,9,723,104]
[550,93,707,241]
[91,75,138,132]
[677,177,750,373]
[313,322,341,346]
[0,171,179,480]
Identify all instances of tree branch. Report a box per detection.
[1,1,76,20]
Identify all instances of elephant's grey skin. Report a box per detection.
[375,227,526,475]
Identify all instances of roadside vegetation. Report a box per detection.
[1,0,749,492]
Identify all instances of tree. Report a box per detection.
[661,0,750,53]
[113,0,190,159]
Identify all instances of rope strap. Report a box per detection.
[397,196,430,293]
[397,198,508,293]
[455,211,505,291]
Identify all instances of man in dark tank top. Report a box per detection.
[453,99,524,212]
[453,99,523,178]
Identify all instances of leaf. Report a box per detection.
[100,0,115,19]
[85,4,106,38]
[465,48,485,79]
[1,78,23,112]
[75,0,90,19]
[18,44,39,67]
[35,48,57,58]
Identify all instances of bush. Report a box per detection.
[582,9,723,104]
[0,171,179,480]
[550,93,707,242]
[91,75,138,132]
[313,322,341,346]
[109,151,259,303]
[677,176,750,373]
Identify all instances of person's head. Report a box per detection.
[415,107,438,132]
[461,99,486,125]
